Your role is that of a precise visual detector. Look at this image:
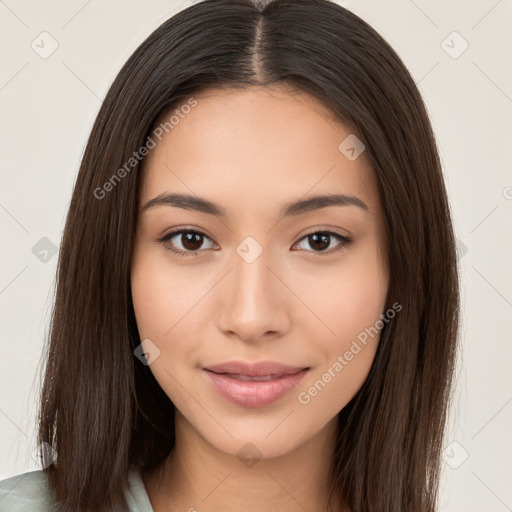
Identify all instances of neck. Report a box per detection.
[143,410,345,512]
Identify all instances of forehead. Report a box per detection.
[140,85,380,216]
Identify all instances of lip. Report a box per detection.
[204,360,308,377]
[203,360,310,408]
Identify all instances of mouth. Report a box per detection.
[202,361,310,408]
[204,360,309,377]
[210,372,303,381]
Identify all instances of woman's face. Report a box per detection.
[131,85,389,459]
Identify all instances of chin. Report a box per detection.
[196,415,320,462]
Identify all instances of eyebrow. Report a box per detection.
[141,192,369,218]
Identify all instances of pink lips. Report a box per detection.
[203,361,309,408]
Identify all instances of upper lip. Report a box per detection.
[204,360,309,377]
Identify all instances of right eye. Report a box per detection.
[157,229,217,257]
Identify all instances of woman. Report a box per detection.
[0,0,460,510]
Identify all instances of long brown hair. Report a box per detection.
[37,0,460,510]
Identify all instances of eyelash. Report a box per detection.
[155,228,352,258]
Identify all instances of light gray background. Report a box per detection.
[1,1,511,510]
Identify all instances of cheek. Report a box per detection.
[131,249,208,338]
[294,244,388,342]
[131,253,202,405]
[293,244,387,411]
[131,264,171,339]
[131,249,216,393]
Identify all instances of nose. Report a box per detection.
[217,245,291,344]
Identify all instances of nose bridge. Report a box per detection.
[217,235,288,339]
[230,238,276,311]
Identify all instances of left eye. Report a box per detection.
[157,229,352,257]
[293,231,352,254]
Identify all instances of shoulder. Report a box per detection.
[0,467,154,512]
[0,469,55,511]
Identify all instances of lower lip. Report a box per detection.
[203,369,309,408]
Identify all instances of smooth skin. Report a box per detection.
[131,85,389,512]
